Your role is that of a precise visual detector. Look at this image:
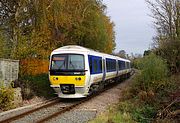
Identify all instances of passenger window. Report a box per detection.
[94,60,98,72]
[89,55,102,74]
[89,58,92,73]
[99,59,102,72]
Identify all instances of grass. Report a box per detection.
[89,107,136,123]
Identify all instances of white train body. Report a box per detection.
[49,45,131,98]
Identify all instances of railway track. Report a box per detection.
[40,80,127,123]
[37,82,120,123]
[0,98,61,123]
[0,75,133,123]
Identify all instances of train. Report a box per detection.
[49,45,132,98]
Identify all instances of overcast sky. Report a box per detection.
[103,0,155,55]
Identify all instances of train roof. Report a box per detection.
[52,45,130,62]
[52,45,88,52]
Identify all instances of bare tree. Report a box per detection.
[146,0,180,73]
[146,0,179,39]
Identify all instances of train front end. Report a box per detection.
[49,48,89,98]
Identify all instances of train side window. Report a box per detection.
[126,62,129,69]
[99,59,102,72]
[118,60,121,70]
[88,55,102,74]
[123,61,125,69]
[126,62,128,69]
[124,62,126,69]
[88,56,92,74]
[106,59,110,72]
[93,59,98,73]
[112,60,116,71]
[106,58,116,72]
[90,59,92,73]
[118,60,125,70]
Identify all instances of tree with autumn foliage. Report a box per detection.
[0,0,115,60]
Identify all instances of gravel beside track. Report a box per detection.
[47,109,97,123]
[11,102,75,123]
[78,78,132,115]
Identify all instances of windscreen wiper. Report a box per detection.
[69,57,76,69]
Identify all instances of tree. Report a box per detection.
[146,0,180,73]
[143,50,151,56]
[0,0,116,59]
[116,50,127,58]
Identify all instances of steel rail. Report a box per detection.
[0,97,59,123]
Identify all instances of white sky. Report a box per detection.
[103,0,156,55]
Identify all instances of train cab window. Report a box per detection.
[51,54,84,70]
[51,55,67,70]
[68,55,84,70]
[88,55,102,74]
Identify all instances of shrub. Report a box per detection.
[0,87,14,111]
[134,53,168,92]
[131,104,156,123]
[19,74,55,99]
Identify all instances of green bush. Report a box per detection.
[131,104,156,123]
[19,74,55,99]
[134,53,168,92]
[0,87,14,111]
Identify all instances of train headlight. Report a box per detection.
[53,77,58,81]
[75,77,81,81]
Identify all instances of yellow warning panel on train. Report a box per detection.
[50,75,86,87]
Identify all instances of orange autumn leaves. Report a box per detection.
[20,59,49,76]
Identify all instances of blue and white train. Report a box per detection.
[49,45,131,98]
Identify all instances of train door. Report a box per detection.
[102,58,106,81]
[116,60,119,76]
